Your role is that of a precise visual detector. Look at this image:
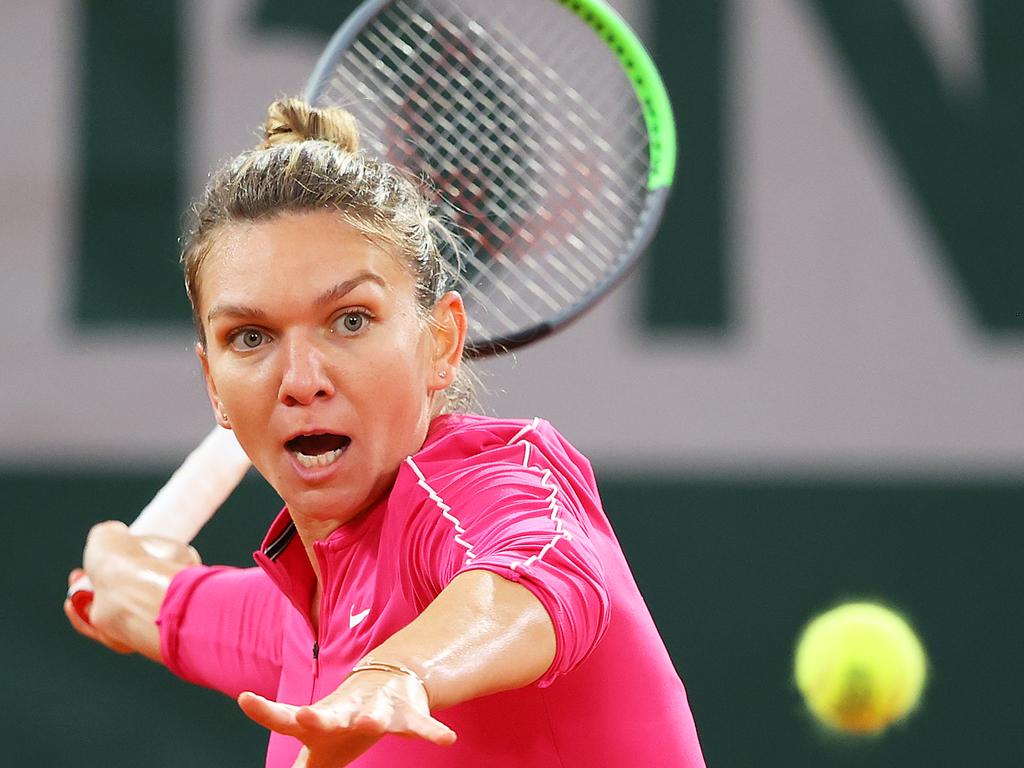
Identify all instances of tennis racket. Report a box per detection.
[68,427,251,620]
[70,0,675,622]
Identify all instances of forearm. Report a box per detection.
[363,569,556,712]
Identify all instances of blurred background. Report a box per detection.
[4,0,1024,764]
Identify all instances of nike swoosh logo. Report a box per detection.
[349,607,371,629]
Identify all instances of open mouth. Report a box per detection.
[286,433,351,469]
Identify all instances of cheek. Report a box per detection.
[385,312,434,371]
[373,354,427,405]
[366,326,434,411]
[209,357,275,422]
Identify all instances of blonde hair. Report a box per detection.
[181,97,475,413]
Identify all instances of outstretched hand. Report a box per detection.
[238,668,456,768]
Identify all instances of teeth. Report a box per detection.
[294,448,344,468]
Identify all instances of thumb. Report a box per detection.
[238,692,303,737]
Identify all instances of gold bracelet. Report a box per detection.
[349,660,425,687]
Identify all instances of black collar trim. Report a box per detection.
[264,521,297,561]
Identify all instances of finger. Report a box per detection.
[400,710,457,746]
[294,704,352,733]
[184,543,202,566]
[86,520,129,547]
[83,521,133,574]
[63,598,100,640]
[300,729,381,768]
[349,691,395,736]
[137,536,202,567]
[63,598,134,653]
[298,739,378,768]
[291,745,311,768]
[238,692,303,737]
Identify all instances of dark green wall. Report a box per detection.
[11,470,1024,764]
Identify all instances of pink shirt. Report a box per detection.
[159,414,705,766]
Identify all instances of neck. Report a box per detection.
[288,518,331,631]
[289,514,343,584]
[288,494,383,617]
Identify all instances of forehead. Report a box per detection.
[198,211,412,309]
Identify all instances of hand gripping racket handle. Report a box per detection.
[67,427,251,624]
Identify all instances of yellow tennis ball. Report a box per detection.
[794,602,928,734]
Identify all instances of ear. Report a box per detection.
[427,291,468,391]
[196,342,232,430]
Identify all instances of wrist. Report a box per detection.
[350,658,437,707]
[349,659,425,688]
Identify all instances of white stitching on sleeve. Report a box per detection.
[405,456,475,563]
[506,417,540,446]
[508,426,572,572]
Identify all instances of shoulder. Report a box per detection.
[410,414,584,473]
[395,414,598,510]
[425,413,551,453]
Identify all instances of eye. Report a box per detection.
[228,328,270,351]
[332,310,371,336]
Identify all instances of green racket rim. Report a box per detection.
[557,0,676,189]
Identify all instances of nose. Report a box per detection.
[277,332,335,406]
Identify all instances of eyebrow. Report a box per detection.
[313,271,387,307]
[206,271,387,324]
[206,303,266,324]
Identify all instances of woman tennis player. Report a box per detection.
[65,99,705,767]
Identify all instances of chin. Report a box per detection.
[288,485,371,522]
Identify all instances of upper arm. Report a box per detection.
[409,446,612,686]
[159,565,287,699]
[366,567,558,712]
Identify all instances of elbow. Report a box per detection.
[533,574,610,687]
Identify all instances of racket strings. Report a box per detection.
[344,1,651,214]
[456,21,651,272]
[316,0,652,342]
[337,3,650,243]
[342,10,649,208]
[349,22,546,237]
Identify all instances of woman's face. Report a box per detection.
[195,210,464,530]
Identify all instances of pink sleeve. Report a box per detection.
[158,565,286,699]
[415,447,611,687]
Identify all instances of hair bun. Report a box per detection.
[261,97,360,152]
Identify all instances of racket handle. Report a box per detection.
[68,576,95,621]
[67,427,251,625]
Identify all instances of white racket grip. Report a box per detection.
[67,427,251,616]
[129,426,251,541]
